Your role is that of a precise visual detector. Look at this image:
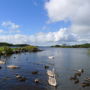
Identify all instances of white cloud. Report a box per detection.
[45,0,90,42]
[0,28,77,45]
[2,21,20,30]
[1,21,21,34]
[0,29,4,33]
[0,0,90,45]
[45,0,90,22]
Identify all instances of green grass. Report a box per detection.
[0,46,40,55]
[0,46,13,55]
[22,46,38,52]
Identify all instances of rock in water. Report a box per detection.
[0,61,5,64]
[7,65,20,69]
[32,71,38,74]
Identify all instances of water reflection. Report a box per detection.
[0,48,90,90]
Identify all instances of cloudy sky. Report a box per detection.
[0,0,90,46]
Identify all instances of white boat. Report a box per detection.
[48,56,54,59]
[48,76,57,87]
[47,69,55,77]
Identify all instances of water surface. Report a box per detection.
[0,47,90,90]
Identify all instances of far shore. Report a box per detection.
[51,43,90,48]
[0,45,41,56]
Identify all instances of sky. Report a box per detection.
[0,0,90,46]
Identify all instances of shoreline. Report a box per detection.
[0,46,42,56]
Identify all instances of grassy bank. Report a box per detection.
[0,42,29,47]
[51,43,90,48]
[0,46,41,55]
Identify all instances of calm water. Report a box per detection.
[0,47,90,90]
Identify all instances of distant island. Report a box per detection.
[0,42,41,55]
[51,43,90,48]
[0,42,29,47]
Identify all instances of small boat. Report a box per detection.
[7,65,20,69]
[0,61,5,64]
[48,76,57,87]
[47,69,55,77]
[48,56,54,59]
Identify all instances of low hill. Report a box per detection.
[51,43,90,48]
[0,42,29,47]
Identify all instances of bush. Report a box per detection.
[0,46,13,55]
[22,46,39,52]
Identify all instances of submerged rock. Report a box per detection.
[0,61,5,64]
[7,65,20,69]
[32,71,38,74]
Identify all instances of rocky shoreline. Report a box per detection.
[0,46,42,55]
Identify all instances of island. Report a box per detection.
[0,42,41,55]
[51,43,90,48]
